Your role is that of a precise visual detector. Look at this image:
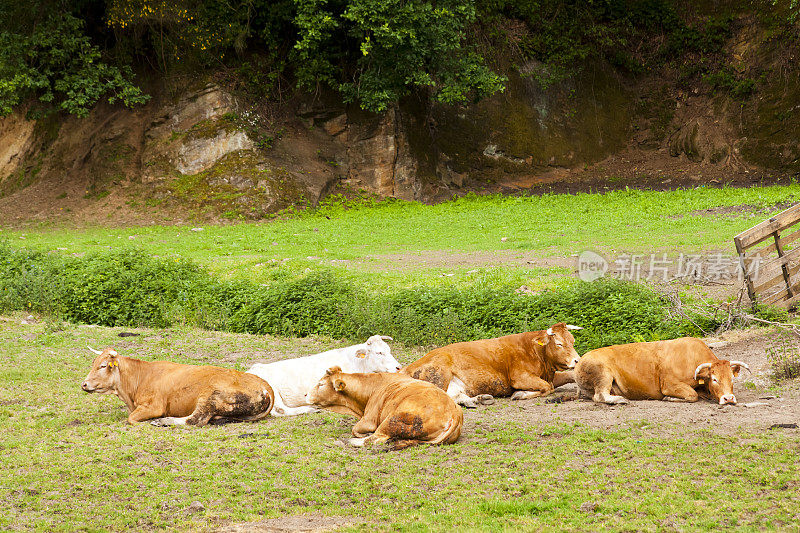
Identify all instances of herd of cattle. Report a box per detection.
[81,323,749,449]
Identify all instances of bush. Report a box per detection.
[0,244,721,351]
[766,336,800,381]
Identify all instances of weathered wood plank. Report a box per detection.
[734,203,800,250]
[775,290,800,309]
[745,227,800,259]
[761,280,800,305]
[753,263,800,295]
[756,245,800,277]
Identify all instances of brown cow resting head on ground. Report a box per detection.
[542,323,582,370]
[307,366,463,449]
[694,360,750,405]
[82,347,121,394]
[307,366,359,415]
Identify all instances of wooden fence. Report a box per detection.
[734,203,800,309]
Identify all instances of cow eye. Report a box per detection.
[556,342,563,347]
[712,377,718,383]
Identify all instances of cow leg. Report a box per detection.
[352,417,378,438]
[510,376,553,400]
[590,372,629,405]
[272,405,320,417]
[127,404,165,425]
[150,416,192,426]
[271,391,318,417]
[553,371,575,388]
[660,381,699,403]
[446,377,494,408]
[347,436,369,447]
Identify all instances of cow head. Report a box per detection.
[694,360,750,405]
[81,347,121,394]
[356,335,402,372]
[541,323,582,370]
[306,366,350,411]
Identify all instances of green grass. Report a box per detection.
[1,318,798,531]
[3,186,798,290]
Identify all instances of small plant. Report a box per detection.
[766,336,800,381]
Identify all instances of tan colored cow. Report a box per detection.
[306,366,463,450]
[81,347,274,425]
[401,323,583,407]
[574,337,749,405]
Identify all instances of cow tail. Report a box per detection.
[428,412,463,446]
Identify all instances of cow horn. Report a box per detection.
[546,328,554,336]
[730,361,751,374]
[565,325,583,331]
[87,346,103,355]
[380,335,393,341]
[694,363,712,380]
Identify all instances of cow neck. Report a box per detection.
[337,373,381,417]
[115,357,147,412]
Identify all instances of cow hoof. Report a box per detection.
[347,437,368,447]
[461,401,479,409]
[511,391,532,401]
[476,394,495,405]
[150,418,170,426]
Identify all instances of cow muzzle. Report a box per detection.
[81,381,95,393]
[719,394,736,405]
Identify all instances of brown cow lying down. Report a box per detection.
[574,337,749,405]
[81,347,274,426]
[306,366,463,450]
[401,322,583,407]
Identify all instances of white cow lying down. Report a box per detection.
[246,335,402,416]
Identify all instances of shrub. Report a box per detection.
[0,244,737,351]
[766,336,800,381]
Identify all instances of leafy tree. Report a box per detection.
[0,5,148,117]
[292,0,505,112]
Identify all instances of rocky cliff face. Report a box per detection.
[0,15,798,224]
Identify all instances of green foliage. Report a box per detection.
[703,67,757,99]
[0,11,147,117]
[0,244,715,351]
[766,334,800,381]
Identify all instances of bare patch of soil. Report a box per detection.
[217,514,354,533]
[669,200,796,219]
[485,145,796,198]
[464,328,800,438]
[330,250,576,272]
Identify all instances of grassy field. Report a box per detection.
[3,187,799,531]
[2,317,798,532]
[3,186,799,291]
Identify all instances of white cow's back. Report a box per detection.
[247,346,373,408]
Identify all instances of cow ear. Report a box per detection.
[729,361,750,377]
[546,328,554,336]
[107,350,119,368]
[354,348,367,359]
[333,379,346,391]
[694,363,712,382]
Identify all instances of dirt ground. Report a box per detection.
[217,513,354,533]
[461,327,800,439]
[490,146,796,197]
